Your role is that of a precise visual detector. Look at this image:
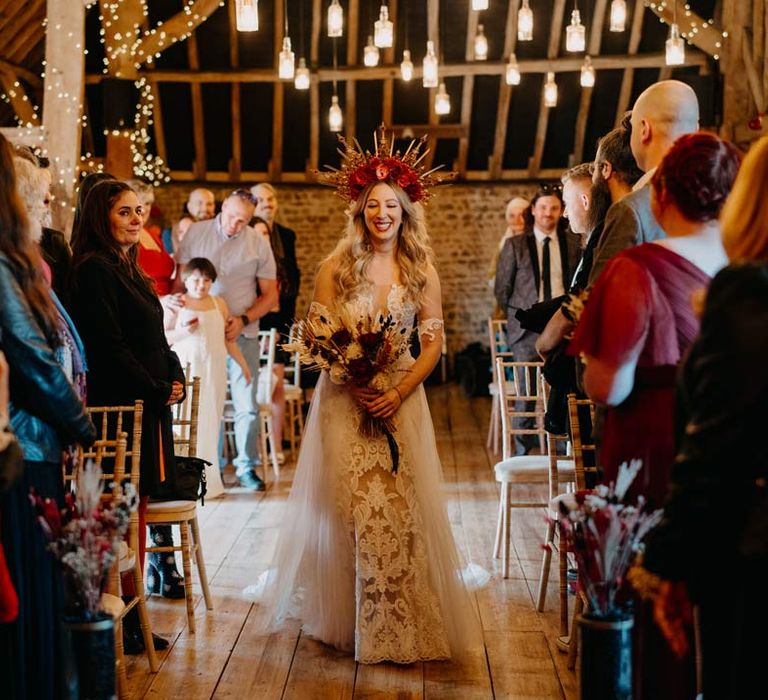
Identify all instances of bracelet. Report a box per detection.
[392,386,403,404]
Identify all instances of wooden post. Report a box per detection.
[43,0,86,235]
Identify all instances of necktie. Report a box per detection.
[542,237,552,301]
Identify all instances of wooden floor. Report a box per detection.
[126,384,578,699]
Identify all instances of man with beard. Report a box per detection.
[536,119,641,359]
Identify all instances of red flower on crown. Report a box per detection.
[316,124,454,204]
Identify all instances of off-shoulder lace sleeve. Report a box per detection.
[418,318,444,342]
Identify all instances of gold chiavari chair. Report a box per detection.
[283,323,305,460]
[70,401,158,697]
[256,328,281,478]
[492,360,576,579]
[486,318,514,456]
[145,374,214,633]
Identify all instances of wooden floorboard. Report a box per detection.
[126,384,578,699]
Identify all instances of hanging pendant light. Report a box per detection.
[435,82,451,115]
[374,4,393,48]
[423,40,438,87]
[363,35,380,66]
[505,53,521,85]
[294,57,310,89]
[544,72,558,107]
[580,55,595,87]
[609,0,627,32]
[472,0,489,10]
[327,0,343,38]
[401,49,414,81]
[665,23,685,65]
[329,94,343,131]
[279,36,295,79]
[518,0,534,41]
[474,24,488,61]
[235,0,259,32]
[566,8,586,52]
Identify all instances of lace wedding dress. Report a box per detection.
[244,285,485,664]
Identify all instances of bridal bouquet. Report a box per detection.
[284,307,411,471]
[556,460,663,618]
[29,461,138,619]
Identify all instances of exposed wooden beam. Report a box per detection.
[187,33,207,180]
[0,68,40,126]
[148,81,167,168]
[227,0,241,180]
[424,0,441,172]
[391,123,468,139]
[136,0,222,65]
[455,4,478,178]
[3,0,45,65]
[572,0,607,164]
[381,0,398,126]
[111,52,709,86]
[307,0,321,174]
[345,0,359,143]
[270,0,285,181]
[614,0,646,126]
[647,0,724,58]
[0,58,43,88]
[98,0,142,79]
[742,31,767,112]
[530,0,567,177]
[489,0,519,178]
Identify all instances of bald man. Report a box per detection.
[588,80,699,284]
[186,187,216,221]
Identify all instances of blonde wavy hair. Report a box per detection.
[720,135,768,263]
[327,181,435,304]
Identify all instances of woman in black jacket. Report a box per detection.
[69,179,185,649]
[0,134,96,699]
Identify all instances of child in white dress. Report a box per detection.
[165,258,252,498]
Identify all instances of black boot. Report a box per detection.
[146,525,186,599]
[121,602,170,653]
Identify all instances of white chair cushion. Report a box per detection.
[494,456,575,484]
[101,592,125,619]
[118,541,136,573]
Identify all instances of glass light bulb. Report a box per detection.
[423,40,438,88]
[327,0,343,38]
[435,82,451,115]
[474,24,488,61]
[472,0,489,9]
[329,95,343,131]
[506,53,521,85]
[279,37,295,79]
[374,5,393,48]
[580,55,595,87]
[400,49,414,81]
[518,0,533,41]
[609,0,627,32]
[665,23,685,65]
[566,9,586,52]
[364,35,380,66]
[544,72,557,107]
[294,57,310,89]
[235,0,259,31]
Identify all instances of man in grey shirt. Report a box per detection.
[588,80,699,285]
[176,189,278,491]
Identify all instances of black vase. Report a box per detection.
[578,612,633,700]
[62,614,116,700]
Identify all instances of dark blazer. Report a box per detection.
[494,229,582,346]
[0,252,94,462]
[588,184,666,285]
[69,254,184,496]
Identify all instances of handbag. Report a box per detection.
[153,455,210,506]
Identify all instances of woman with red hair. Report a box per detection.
[569,131,741,700]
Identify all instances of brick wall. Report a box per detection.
[153,182,537,358]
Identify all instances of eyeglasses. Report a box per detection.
[228,189,257,204]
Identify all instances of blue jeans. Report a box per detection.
[228,335,261,476]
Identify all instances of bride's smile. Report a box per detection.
[364,182,403,247]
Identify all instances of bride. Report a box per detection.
[244,131,484,664]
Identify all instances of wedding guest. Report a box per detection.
[69,179,184,649]
[494,184,581,453]
[569,132,741,700]
[639,134,768,700]
[589,81,699,285]
[0,133,96,699]
[186,187,216,222]
[72,171,115,240]
[175,190,277,491]
[163,213,194,256]
[488,196,529,317]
